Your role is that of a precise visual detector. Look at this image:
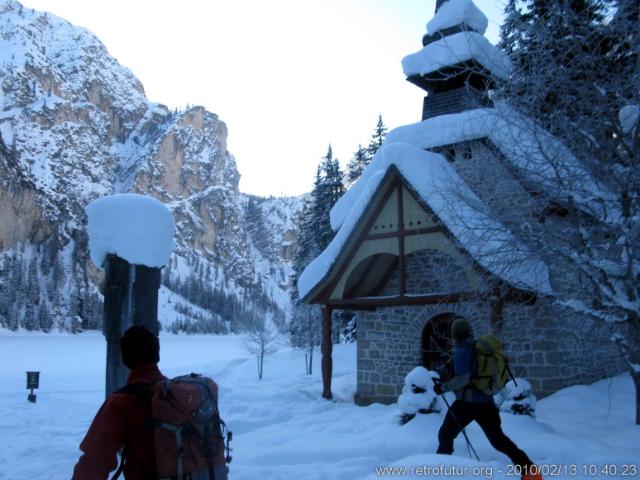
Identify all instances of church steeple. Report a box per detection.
[402,0,511,120]
[435,0,448,10]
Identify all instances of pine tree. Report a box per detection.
[366,114,388,158]
[290,197,317,305]
[22,302,35,331]
[497,0,640,423]
[313,145,345,250]
[347,115,388,185]
[0,256,9,329]
[38,301,53,332]
[347,144,371,185]
[290,145,345,348]
[498,0,621,163]
[246,196,270,255]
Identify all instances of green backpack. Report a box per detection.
[470,335,515,395]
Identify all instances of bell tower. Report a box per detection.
[402,0,511,120]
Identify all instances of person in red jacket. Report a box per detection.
[73,326,165,479]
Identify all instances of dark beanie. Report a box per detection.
[120,326,160,369]
[451,318,472,340]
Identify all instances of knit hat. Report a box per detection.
[120,325,160,369]
[451,318,472,340]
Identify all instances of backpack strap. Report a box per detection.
[116,381,155,398]
[109,382,157,479]
[110,453,125,480]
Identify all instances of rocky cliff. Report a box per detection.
[0,0,302,332]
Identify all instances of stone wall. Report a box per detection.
[355,300,492,405]
[355,298,627,406]
[499,302,627,396]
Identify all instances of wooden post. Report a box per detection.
[633,370,640,426]
[103,254,161,397]
[321,305,333,400]
[132,263,161,336]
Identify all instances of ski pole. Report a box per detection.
[434,381,480,461]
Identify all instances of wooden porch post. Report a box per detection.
[321,305,333,400]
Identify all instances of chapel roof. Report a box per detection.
[298,142,553,301]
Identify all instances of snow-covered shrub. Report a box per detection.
[397,367,440,424]
[495,378,536,417]
[619,104,639,134]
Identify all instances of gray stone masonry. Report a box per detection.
[355,299,627,406]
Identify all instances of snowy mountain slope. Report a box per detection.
[244,195,304,323]
[0,0,302,333]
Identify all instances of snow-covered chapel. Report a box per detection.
[298,0,626,405]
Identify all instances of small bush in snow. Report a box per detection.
[397,366,441,424]
[495,378,536,417]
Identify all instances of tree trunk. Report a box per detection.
[259,350,264,380]
[633,370,640,425]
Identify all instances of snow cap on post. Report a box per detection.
[86,193,175,269]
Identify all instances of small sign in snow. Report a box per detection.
[26,371,40,403]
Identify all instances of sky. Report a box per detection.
[20,0,507,197]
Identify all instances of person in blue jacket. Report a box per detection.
[434,318,542,480]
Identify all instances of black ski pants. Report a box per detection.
[436,400,533,468]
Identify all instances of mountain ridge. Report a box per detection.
[0,0,302,333]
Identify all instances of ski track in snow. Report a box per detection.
[0,332,638,480]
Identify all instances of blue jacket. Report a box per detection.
[443,338,494,403]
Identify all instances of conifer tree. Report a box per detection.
[38,301,53,332]
[347,144,370,185]
[314,145,346,249]
[291,145,345,348]
[366,114,388,158]
[290,197,318,303]
[496,0,640,423]
[347,115,388,185]
[498,0,629,164]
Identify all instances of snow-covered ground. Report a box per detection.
[1,332,638,479]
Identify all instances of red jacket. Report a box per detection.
[72,363,166,480]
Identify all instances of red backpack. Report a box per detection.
[115,373,231,480]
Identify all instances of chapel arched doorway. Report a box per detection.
[421,313,465,378]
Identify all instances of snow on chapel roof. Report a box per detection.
[331,103,613,232]
[426,0,488,36]
[402,31,512,80]
[86,194,175,269]
[298,143,552,300]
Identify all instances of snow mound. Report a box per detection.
[86,194,175,269]
[405,366,440,390]
[495,378,537,417]
[427,0,488,36]
[398,367,440,416]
